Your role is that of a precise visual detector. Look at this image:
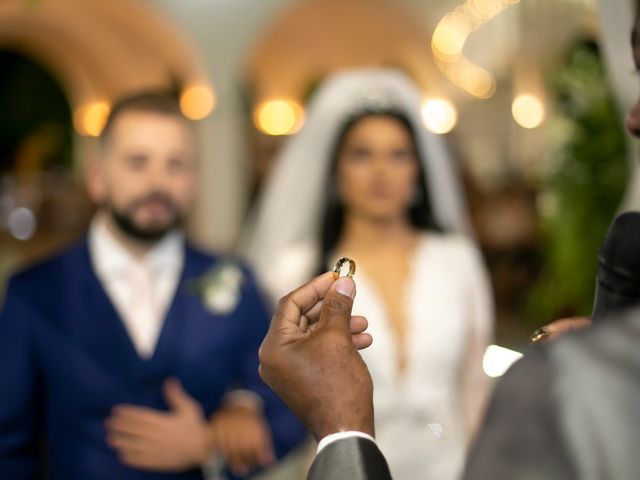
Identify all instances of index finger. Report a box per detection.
[271,272,336,329]
[544,317,592,333]
[110,405,169,424]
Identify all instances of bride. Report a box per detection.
[243,69,494,480]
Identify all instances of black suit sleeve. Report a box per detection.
[307,437,393,480]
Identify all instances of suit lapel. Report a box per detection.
[71,241,215,395]
[72,242,141,382]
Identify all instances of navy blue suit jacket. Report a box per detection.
[0,240,305,479]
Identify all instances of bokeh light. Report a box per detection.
[254,99,304,136]
[468,0,504,21]
[460,63,496,99]
[512,94,545,129]
[74,101,111,137]
[483,344,523,378]
[421,98,458,134]
[7,207,37,241]
[432,17,469,61]
[432,0,520,99]
[180,85,216,120]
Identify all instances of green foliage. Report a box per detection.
[525,41,628,322]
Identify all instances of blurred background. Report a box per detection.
[0,0,636,351]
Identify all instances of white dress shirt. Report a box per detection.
[88,215,184,359]
[317,432,376,453]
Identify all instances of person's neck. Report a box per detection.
[102,213,158,259]
[339,213,417,252]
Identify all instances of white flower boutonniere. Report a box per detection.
[191,259,244,315]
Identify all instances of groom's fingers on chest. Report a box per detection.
[108,406,169,430]
[106,416,158,439]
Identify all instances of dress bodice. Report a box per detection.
[266,233,494,479]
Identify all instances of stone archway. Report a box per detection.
[245,0,444,103]
[0,0,210,139]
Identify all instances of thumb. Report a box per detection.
[163,378,197,412]
[318,276,356,330]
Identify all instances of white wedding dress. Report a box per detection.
[242,69,494,479]
[265,232,493,480]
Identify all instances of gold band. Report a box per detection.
[333,257,356,279]
[529,327,550,345]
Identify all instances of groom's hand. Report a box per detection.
[105,379,210,471]
[258,272,374,440]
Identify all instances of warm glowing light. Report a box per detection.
[469,0,504,21]
[254,99,304,136]
[460,4,485,31]
[465,1,487,22]
[512,94,545,129]
[432,21,468,61]
[421,99,458,134]
[483,345,523,378]
[432,0,520,99]
[74,101,111,137]
[180,85,215,120]
[460,64,496,99]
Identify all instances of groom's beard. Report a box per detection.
[108,191,184,243]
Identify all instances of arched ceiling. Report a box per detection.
[245,0,445,102]
[0,0,209,109]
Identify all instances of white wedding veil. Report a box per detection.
[241,69,471,288]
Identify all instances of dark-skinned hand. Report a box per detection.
[259,272,374,440]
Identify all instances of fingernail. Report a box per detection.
[335,277,355,298]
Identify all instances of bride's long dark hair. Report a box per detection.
[317,108,442,273]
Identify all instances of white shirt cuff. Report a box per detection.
[222,389,264,411]
[316,431,376,453]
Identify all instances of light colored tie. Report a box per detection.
[128,263,158,358]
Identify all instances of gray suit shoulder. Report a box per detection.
[549,309,640,480]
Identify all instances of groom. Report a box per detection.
[0,92,304,479]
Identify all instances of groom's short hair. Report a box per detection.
[100,91,188,147]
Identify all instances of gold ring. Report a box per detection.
[333,257,356,279]
[529,327,550,345]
